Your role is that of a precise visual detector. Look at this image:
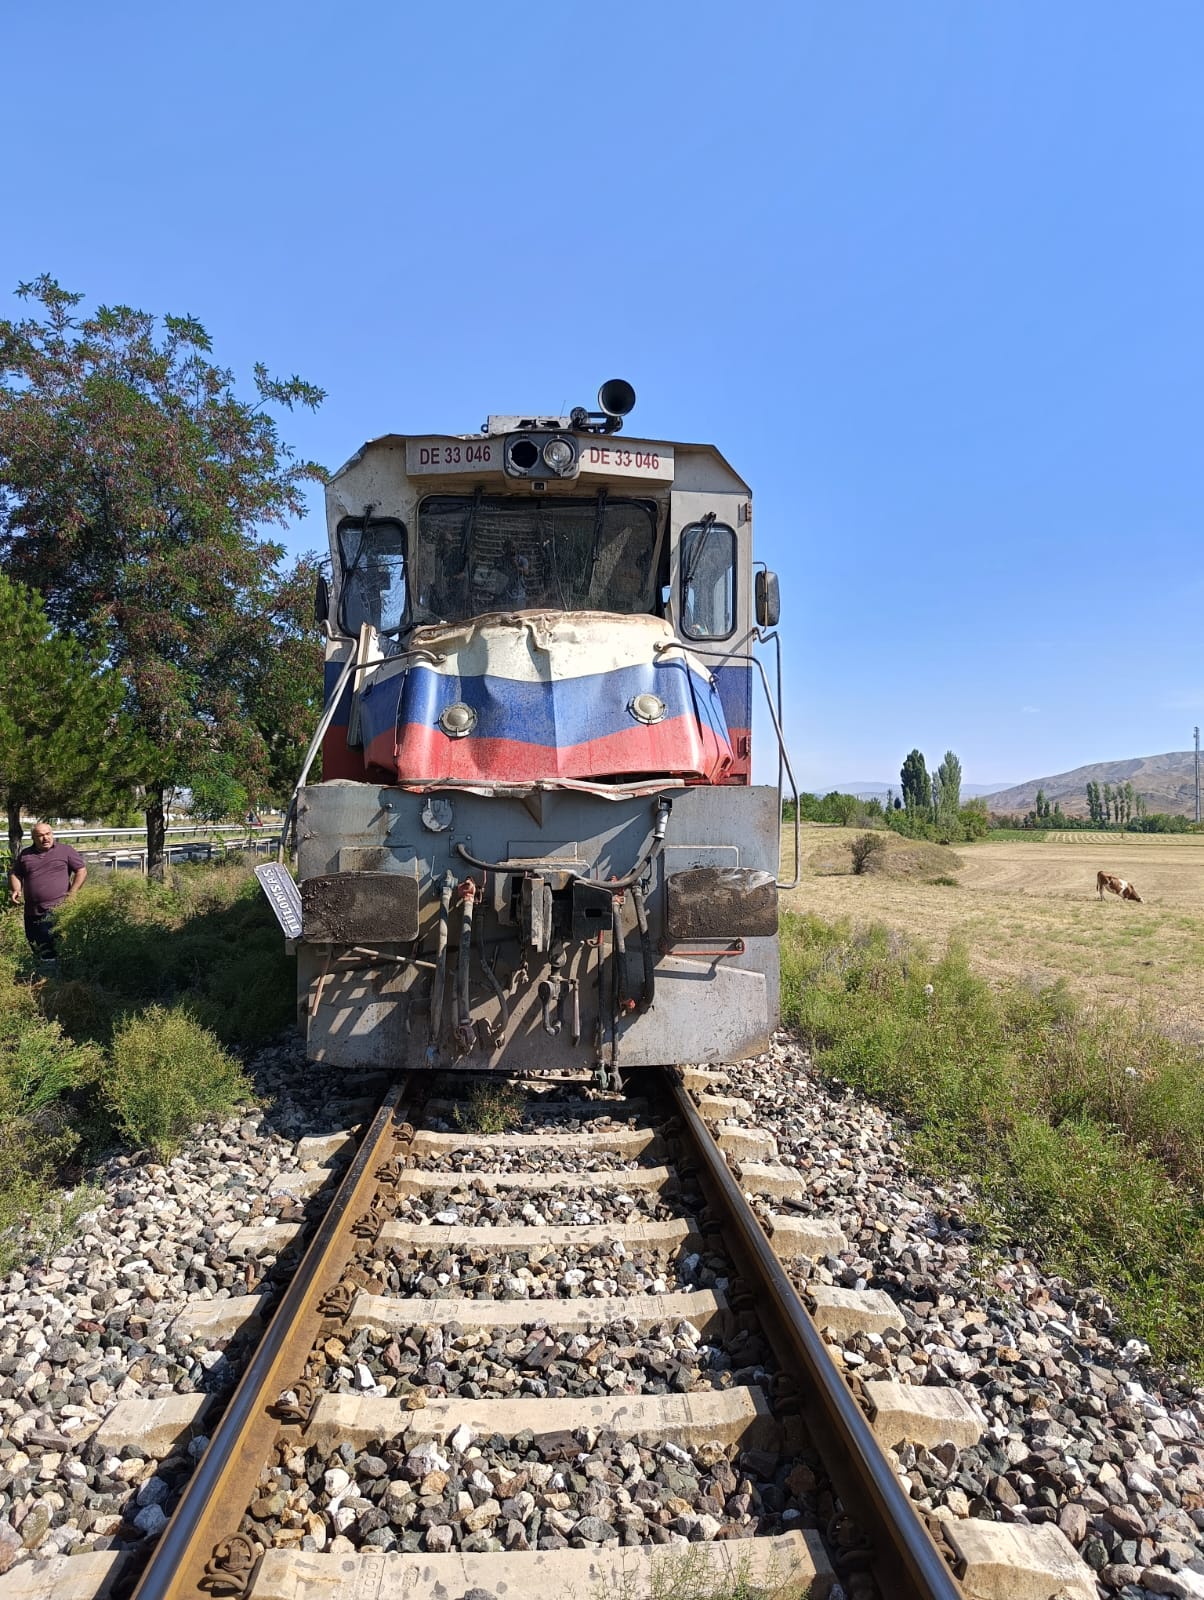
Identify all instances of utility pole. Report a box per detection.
[1196,726,1201,824]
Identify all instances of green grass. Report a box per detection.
[50,862,295,1044]
[596,1546,813,1600]
[453,1079,526,1135]
[781,911,1204,1373]
[0,861,291,1265]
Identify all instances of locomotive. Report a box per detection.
[280,383,796,1086]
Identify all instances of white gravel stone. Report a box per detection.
[0,1040,375,1576]
[718,1032,1204,1591]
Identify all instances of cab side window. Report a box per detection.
[680,521,736,640]
[337,518,407,636]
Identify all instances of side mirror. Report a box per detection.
[755,569,780,628]
[314,574,330,626]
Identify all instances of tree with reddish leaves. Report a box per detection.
[0,276,325,873]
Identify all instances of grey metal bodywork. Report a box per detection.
[296,781,779,1073]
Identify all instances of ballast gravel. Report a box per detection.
[393,1182,692,1229]
[722,1036,1204,1600]
[414,1148,652,1177]
[375,1241,726,1303]
[311,1315,773,1403]
[235,1428,834,1559]
[0,1043,376,1576]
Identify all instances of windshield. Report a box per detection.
[412,495,660,625]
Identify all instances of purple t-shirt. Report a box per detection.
[15,842,86,915]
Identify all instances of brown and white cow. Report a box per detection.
[1097,871,1143,903]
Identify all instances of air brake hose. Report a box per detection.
[477,911,510,1044]
[430,872,455,1039]
[456,797,673,892]
[631,884,655,1011]
[455,878,479,1042]
[611,896,627,1022]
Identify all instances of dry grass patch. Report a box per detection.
[805,828,960,883]
[783,826,1204,1037]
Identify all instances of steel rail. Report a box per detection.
[663,1071,964,1600]
[129,1080,411,1600]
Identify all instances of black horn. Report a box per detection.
[597,378,636,417]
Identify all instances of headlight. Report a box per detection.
[542,437,575,473]
[439,703,477,737]
[629,693,667,725]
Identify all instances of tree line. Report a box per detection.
[1015,783,1195,833]
[784,749,989,843]
[0,276,325,871]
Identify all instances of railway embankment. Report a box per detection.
[0,884,1200,1598]
[0,1030,1197,1595]
[0,862,292,1269]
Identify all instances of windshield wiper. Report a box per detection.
[585,488,609,599]
[682,510,717,587]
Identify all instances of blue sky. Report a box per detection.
[3,2,1201,792]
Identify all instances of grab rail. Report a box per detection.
[664,640,800,889]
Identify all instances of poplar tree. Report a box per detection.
[900,749,931,813]
[0,277,324,872]
[936,751,962,818]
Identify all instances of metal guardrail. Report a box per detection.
[48,824,279,842]
[87,835,282,875]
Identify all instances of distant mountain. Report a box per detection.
[813,780,1013,799]
[980,751,1200,817]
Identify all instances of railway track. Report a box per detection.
[2,1067,1098,1600]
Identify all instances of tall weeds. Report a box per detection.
[0,861,289,1265]
[781,911,1204,1371]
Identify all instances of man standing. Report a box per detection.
[7,822,88,960]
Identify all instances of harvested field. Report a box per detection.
[782,825,1204,1036]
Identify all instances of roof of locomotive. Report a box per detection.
[329,432,751,495]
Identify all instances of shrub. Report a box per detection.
[52,864,295,1047]
[959,798,990,839]
[850,832,887,875]
[104,1005,252,1158]
[0,1022,103,1116]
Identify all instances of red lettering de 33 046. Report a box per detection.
[440,442,493,466]
[585,446,660,470]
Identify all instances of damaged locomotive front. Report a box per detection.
[272,384,794,1084]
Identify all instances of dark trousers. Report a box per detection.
[24,911,56,959]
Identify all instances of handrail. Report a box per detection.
[666,642,801,888]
